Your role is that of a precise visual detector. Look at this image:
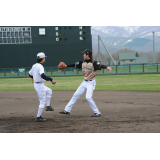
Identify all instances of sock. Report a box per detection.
[37,107,43,117]
[46,96,51,106]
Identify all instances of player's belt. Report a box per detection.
[85,80,92,81]
[35,82,41,83]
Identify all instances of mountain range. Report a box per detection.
[91,26,160,38]
[91,26,160,54]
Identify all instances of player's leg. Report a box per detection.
[59,82,87,114]
[86,80,101,117]
[34,84,46,122]
[43,85,53,111]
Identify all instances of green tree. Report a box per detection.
[135,52,139,57]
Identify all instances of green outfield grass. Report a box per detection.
[0,74,160,91]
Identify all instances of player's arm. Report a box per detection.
[101,65,112,72]
[39,66,56,84]
[29,73,33,83]
[65,63,75,68]
[29,74,33,78]
[58,61,83,69]
[40,73,56,84]
[93,61,112,72]
[41,73,52,81]
[29,67,33,77]
[67,61,83,68]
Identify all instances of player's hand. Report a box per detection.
[51,80,56,85]
[107,67,112,72]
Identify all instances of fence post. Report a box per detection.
[64,69,65,75]
[25,68,26,76]
[129,65,131,73]
[77,69,78,75]
[51,67,52,75]
[157,63,158,72]
[4,69,5,77]
[58,68,59,74]
[136,65,137,72]
[116,65,117,73]
[103,68,104,74]
[150,65,151,72]
[143,64,144,72]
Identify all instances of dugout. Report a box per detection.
[0,26,92,68]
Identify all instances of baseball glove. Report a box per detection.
[31,77,33,83]
[58,62,66,69]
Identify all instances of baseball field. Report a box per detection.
[0,74,160,133]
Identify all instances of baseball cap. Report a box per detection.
[81,49,92,57]
[37,52,47,59]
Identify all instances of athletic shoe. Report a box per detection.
[46,106,54,111]
[35,116,46,122]
[59,110,70,115]
[91,113,101,117]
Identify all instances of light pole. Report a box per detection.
[152,31,155,63]
[98,35,100,61]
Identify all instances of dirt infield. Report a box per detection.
[0,91,160,133]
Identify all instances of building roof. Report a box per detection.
[119,53,136,60]
[135,57,148,63]
[119,52,148,64]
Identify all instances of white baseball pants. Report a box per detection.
[65,79,101,114]
[34,83,52,109]
[34,83,52,117]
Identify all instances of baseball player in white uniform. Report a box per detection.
[29,52,56,122]
[58,49,112,117]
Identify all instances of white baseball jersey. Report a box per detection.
[29,63,46,83]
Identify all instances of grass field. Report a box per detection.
[0,74,160,91]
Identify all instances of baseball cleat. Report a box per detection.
[59,110,70,115]
[91,113,101,117]
[35,116,46,122]
[46,106,54,111]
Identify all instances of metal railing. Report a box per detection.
[0,64,160,78]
